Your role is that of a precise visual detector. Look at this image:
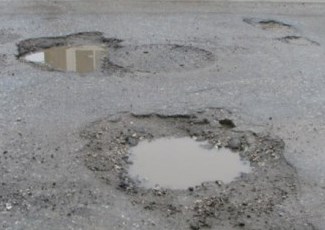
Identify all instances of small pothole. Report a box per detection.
[128,137,251,189]
[277,36,320,46]
[243,18,295,32]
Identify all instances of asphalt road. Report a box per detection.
[1,1,325,229]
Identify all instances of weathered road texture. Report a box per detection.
[1,1,325,229]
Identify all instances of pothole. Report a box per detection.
[79,109,310,229]
[243,18,295,32]
[17,32,215,74]
[17,32,122,74]
[108,44,215,73]
[277,36,320,46]
[128,137,251,189]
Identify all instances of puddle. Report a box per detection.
[23,45,107,73]
[128,137,251,189]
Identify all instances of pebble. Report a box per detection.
[5,203,12,210]
[126,137,138,147]
[219,119,236,128]
[227,137,241,149]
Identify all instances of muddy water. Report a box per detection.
[23,45,107,73]
[128,137,251,189]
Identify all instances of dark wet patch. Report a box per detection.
[277,36,320,46]
[79,108,310,229]
[243,18,295,32]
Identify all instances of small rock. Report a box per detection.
[118,181,129,190]
[227,137,241,150]
[108,115,121,122]
[126,137,138,147]
[5,203,12,211]
[190,223,200,230]
[219,119,236,128]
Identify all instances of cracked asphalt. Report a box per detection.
[1,0,325,229]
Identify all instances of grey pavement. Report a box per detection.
[0,1,325,229]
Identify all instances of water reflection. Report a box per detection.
[128,137,251,190]
[24,45,107,73]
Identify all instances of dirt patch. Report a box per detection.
[243,18,295,33]
[79,108,311,229]
[277,36,320,46]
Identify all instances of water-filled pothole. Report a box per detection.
[23,45,107,73]
[80,110,306,229]
[128,137,251,189]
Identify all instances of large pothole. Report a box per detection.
[17,32,215,74]
[79,109,311,229]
